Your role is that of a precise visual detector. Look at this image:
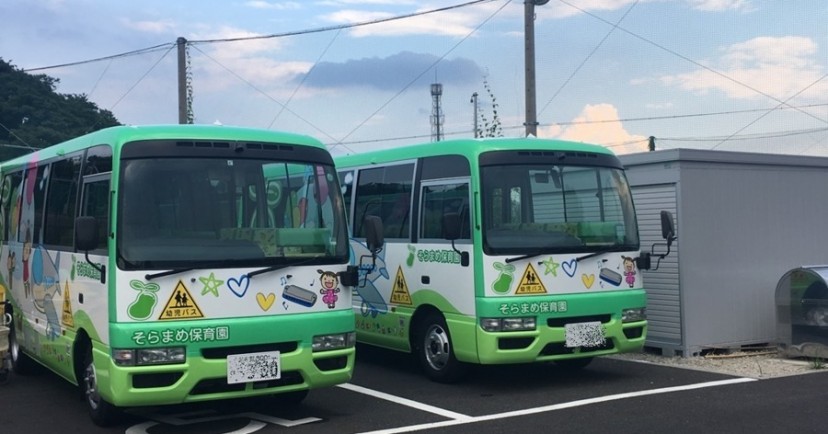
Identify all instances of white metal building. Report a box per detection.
[619,148,828,356]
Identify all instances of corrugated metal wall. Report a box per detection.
[630,184,682,352]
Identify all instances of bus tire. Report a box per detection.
[415,313,466,383]
[82,346,121,426]
[554,357,593,370]
[9,318,37,375]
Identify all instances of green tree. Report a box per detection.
[475,77,502,138]
[0,58,120,160]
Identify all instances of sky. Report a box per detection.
[2,0,828,157]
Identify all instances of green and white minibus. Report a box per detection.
[0,124,367,425]
[336,138,674,382]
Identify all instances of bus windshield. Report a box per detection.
[117,157,348,270]
[480,163,639,255]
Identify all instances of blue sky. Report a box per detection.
[2,0,827,156]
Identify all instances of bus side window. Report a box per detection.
[1,172,23,242]
[353,164,414,239]
[421,182,470,240]
[81,176,111,251]
[43,154,82,248]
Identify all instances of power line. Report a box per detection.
[108,45,175,112]
[22,43,175,73]
[268,29,342,130]
[556,0,828,127]
[190,45,338,143]
[328,0,511,150]
[538,1,639,118]
[711,72,828,149]
[188,0,499,45]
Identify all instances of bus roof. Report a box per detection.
[333,137,616,168]
[0,124,327,170]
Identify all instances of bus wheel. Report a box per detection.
[416,313,466,383]
[554,357,593,370]
[82,346,121,426]
[9,319,37,375]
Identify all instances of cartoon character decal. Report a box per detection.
[318,269,341,309]
[350,240,389,317]
[622,255,637,288]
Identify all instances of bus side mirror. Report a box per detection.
[660,210,676,247]
[338,265,359,288]
[641,210,677,271]
[363,215,384,254]
[442,212,470,267]
[75,216,106,284]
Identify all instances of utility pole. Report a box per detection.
[471,92,479,138]
[176,37,194,124]
[177,37,188,124]
[524,0,548,137]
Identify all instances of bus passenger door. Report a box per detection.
[417,179,474,315]
[76,173,110,342]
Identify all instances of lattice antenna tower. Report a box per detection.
[430,83,444,142]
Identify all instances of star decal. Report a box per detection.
[541,258,560,276]
[200,272,224,297]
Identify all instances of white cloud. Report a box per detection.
[245,1,301,10]
[187,26,312,95]
[659,36,828,101]
[540,0,649,20]
[539,103,649,154]
[321,8,476,37]
[687,0,754,12]
[120,18,176,34]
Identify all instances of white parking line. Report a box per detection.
[337,383,473,421]
[349,377,757,434]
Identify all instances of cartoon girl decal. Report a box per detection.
[318,269,340,309]
[622,256,636,288]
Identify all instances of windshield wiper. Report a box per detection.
[575,247,628,262]
[247,256,324,279]
[505,250,553,264]
[145,268,196,281]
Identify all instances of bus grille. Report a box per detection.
[189,371,304,396]
[201,342,298,359]
[547,314,611,328]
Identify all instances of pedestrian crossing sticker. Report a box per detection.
[515,263,547,294]
[390,266,413,305]
[159,280,204,320]
[62,280,74,327]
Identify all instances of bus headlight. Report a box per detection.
[313,332,356,352]
[113,347,186,366]
[480,317,536,332]
[622,308,647,323]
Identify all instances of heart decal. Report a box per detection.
[562,259,578,277]
[256,292,276,311]
[581,273,595,288]
[228,275,250,298]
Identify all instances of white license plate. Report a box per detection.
[564,321,605,348]
[227,351,281,384]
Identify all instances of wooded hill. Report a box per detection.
[0,58,120,161]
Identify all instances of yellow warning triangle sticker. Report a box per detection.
[61,280,74,327]
[515,263,547,294]
[159,280,204,320]
[390,266,413,305]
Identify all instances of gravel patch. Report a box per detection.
[609,349,826,379]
